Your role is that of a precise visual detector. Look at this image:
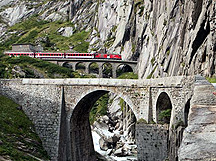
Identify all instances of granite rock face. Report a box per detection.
[178,79,216,160]
[0,0,215,78]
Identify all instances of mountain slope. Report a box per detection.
[0,0,215,78]
[0,95,50,160]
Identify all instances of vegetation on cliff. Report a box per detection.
[0,95,50,160]
[0,15,90,53]
[0,54,96,78]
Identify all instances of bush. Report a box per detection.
[158,109,171,124]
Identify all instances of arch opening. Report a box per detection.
[156,92,172,124]
[117,64,133,77]
[102,63,112,78]
[75,62,86,71]
[70,91,137,160]
[89,62,99,76]
[62,62,73,69]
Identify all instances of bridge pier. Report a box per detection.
[84,62,91,75]
[98,62,103,78]
[112,63,118,78]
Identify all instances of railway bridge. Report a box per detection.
[44,58,137,78]
[0,76,215,161]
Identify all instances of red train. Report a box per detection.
[4,52,122,60]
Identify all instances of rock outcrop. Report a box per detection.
[0,0,215,78]
[178,77,216,160]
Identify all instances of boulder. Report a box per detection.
[99,137,108,151]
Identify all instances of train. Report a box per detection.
[4,51,122,60]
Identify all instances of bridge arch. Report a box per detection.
[88,62,99,75]
[155,91,173,124]
[62,62,73,69]
[116,64,134,77]
[75,62,86,71]
[102,62,112,78]
[69,89,137,160]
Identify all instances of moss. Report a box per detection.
[149,120,156,124]
[117,72,138,79]
[111,25,117,33]
[119,98,125,111]
[104,36,115,48]
[166,49,170,56]
[137,118,147,124]
[181,62,185,67]
[138,6,144,16]
[151,57,155,66]
[132,43,136,53]
[147,65,157,79]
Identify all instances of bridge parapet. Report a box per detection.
[20,76,192,87]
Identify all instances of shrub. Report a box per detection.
[158,109,171,124]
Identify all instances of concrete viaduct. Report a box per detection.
[0,76,215,161]
[44,58,137,78]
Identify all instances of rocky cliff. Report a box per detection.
[0,0,215,78]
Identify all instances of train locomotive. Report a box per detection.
[4,51,122,60]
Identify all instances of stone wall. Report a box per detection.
[136,123,169,161]
[0,80,62,160]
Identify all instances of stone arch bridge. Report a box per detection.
[44,58,137,78]
[0,76,215,161]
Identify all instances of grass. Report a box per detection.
[1,15,90,53]
[117,72,138,79]
[206,77,216,83]
[0,95,50,160]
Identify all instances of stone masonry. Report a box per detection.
[136,124,168,161]
[0,76,215,160]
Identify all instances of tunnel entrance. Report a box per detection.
[69,91,137,160]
